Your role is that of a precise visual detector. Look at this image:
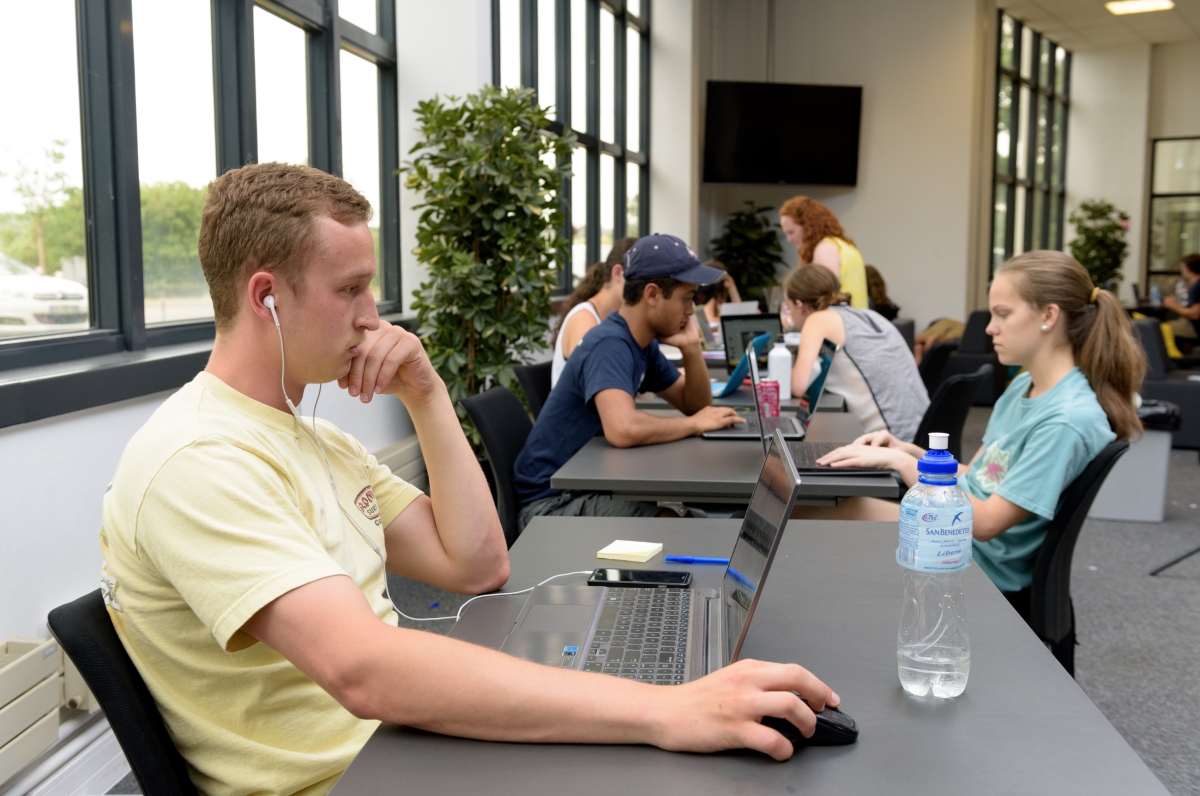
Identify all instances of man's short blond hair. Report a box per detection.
[199,162,373,331]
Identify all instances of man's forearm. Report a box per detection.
[346,626,661,743]
[678,345,712,414]
[605,410,698,447]
[402,384,507,577]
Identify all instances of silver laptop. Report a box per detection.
[703,341,805,440]
[720,314,782,369]
[453,431,802,685]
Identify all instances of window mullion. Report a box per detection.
[212,0,258,172]
[586,0,599,264]
[308,2,341,175]
[378,0,400,305]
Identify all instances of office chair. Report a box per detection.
[913,364,993,461]
[47,591,198,796]
[460,386,534,547]
[942,310,1004,405]
[513,361,553,418]
[918,341,957,395]
[1007,441,1128,676]
[1132,318,1200,448]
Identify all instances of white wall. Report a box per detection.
[1148,41,1200,140]
[696,0,985,330]
[1064,44,1152,302]
[396,0,493,314]
[0,380,413,640]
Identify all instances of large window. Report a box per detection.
[990,12,1071,275]
[1147,138,1200,296]
[0,0,399,370]
[495,0,650,291]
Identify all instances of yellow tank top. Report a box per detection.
[824,237,868,309]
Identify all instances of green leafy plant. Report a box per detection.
[709,201,785,300]
[404,85,574,447]
[1068,199,1129,289]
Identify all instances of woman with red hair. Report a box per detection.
[779,196,868,309]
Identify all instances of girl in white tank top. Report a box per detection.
[551,301,602,384]
[549,255,628,386]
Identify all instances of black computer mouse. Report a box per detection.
[761,699,859,748]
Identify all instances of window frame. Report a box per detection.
[0,0,400,377]
[990,11,1071,276]
[1145,136,1200,294]
[493,0,650,294]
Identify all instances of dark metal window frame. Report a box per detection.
[0,0,400,427]
[493,0,651,293]
[1145,135,1200,290]
[990,11,1071,275]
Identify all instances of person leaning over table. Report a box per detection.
[99,166,842,796]
[781,264,928,443]
[779,195,868,309]
[803,251,1146,612]
[550,237,638,387]
[513,234,748,532]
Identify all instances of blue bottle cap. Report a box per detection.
[917,433,958,475]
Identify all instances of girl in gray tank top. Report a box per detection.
[783,265,929,442]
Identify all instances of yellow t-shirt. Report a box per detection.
[99,372,422,796]
[823,237,868,310]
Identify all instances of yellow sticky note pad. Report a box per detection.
[597,540,664,563]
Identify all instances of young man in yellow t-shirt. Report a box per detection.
[99,163,839,796]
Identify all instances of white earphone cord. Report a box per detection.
[268,300,589,623]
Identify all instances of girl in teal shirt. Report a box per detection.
[812,251,1146,600]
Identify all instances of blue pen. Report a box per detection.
[664,556,730,565]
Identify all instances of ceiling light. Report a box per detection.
[1105,0,1174,15]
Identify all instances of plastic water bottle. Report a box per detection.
[768,342,793,400]
[896,432,973,698]
[1176,279,1190,305]
[1150,283,1162,307]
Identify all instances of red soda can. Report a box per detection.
[757,380,780,418]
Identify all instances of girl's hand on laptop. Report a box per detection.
[650,659,839,761]
[849,430,925,459]
[816,443,904,471]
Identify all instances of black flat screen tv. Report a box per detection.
[703,81,862,186]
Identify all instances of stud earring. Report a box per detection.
[1041,324,1049,332]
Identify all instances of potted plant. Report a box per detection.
[404,86,574,447]
[1068,199,1129,290]
[709,201,785,303]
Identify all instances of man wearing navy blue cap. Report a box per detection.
[513,234,745,529]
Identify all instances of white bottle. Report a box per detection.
[1150,283,1162,307]
[767,342,793,400]
[896,432,973,699]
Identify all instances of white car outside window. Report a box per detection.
[0,253,90,336]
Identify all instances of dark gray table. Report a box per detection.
[334,518,1167,796]
[551,413,900,504]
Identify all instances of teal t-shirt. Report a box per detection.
[964,368,1116,592]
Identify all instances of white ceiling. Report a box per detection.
[998,0,1200,50]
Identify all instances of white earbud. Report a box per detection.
[264,295,280,328]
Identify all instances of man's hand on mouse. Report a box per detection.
[647,659,839,761]
[339,320,443,406]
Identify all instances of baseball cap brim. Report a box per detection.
[671,262,728,285]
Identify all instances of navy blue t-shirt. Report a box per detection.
[512,312,681,505]
[1189,280,1200,336]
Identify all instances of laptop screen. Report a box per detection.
[796,338,838,421]
[722,432,801,665]
[721,314,781,368]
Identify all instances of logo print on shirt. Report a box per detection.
[976,443,1010,492]
[355,486,381,521]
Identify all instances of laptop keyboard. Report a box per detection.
[583,588,689,685]
[786,442,840,468]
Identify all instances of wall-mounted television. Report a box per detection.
[703,81,863,186]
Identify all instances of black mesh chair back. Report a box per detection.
[1132,317,1171,379]
[47,591,198,796]
[1027,441,1128,674]
[460,386,534,547]
[513,361,554,418]
[918,341,957,395]
[913,364,993,460]
[958,310,994,354]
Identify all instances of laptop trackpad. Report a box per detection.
[519,604,595,632]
